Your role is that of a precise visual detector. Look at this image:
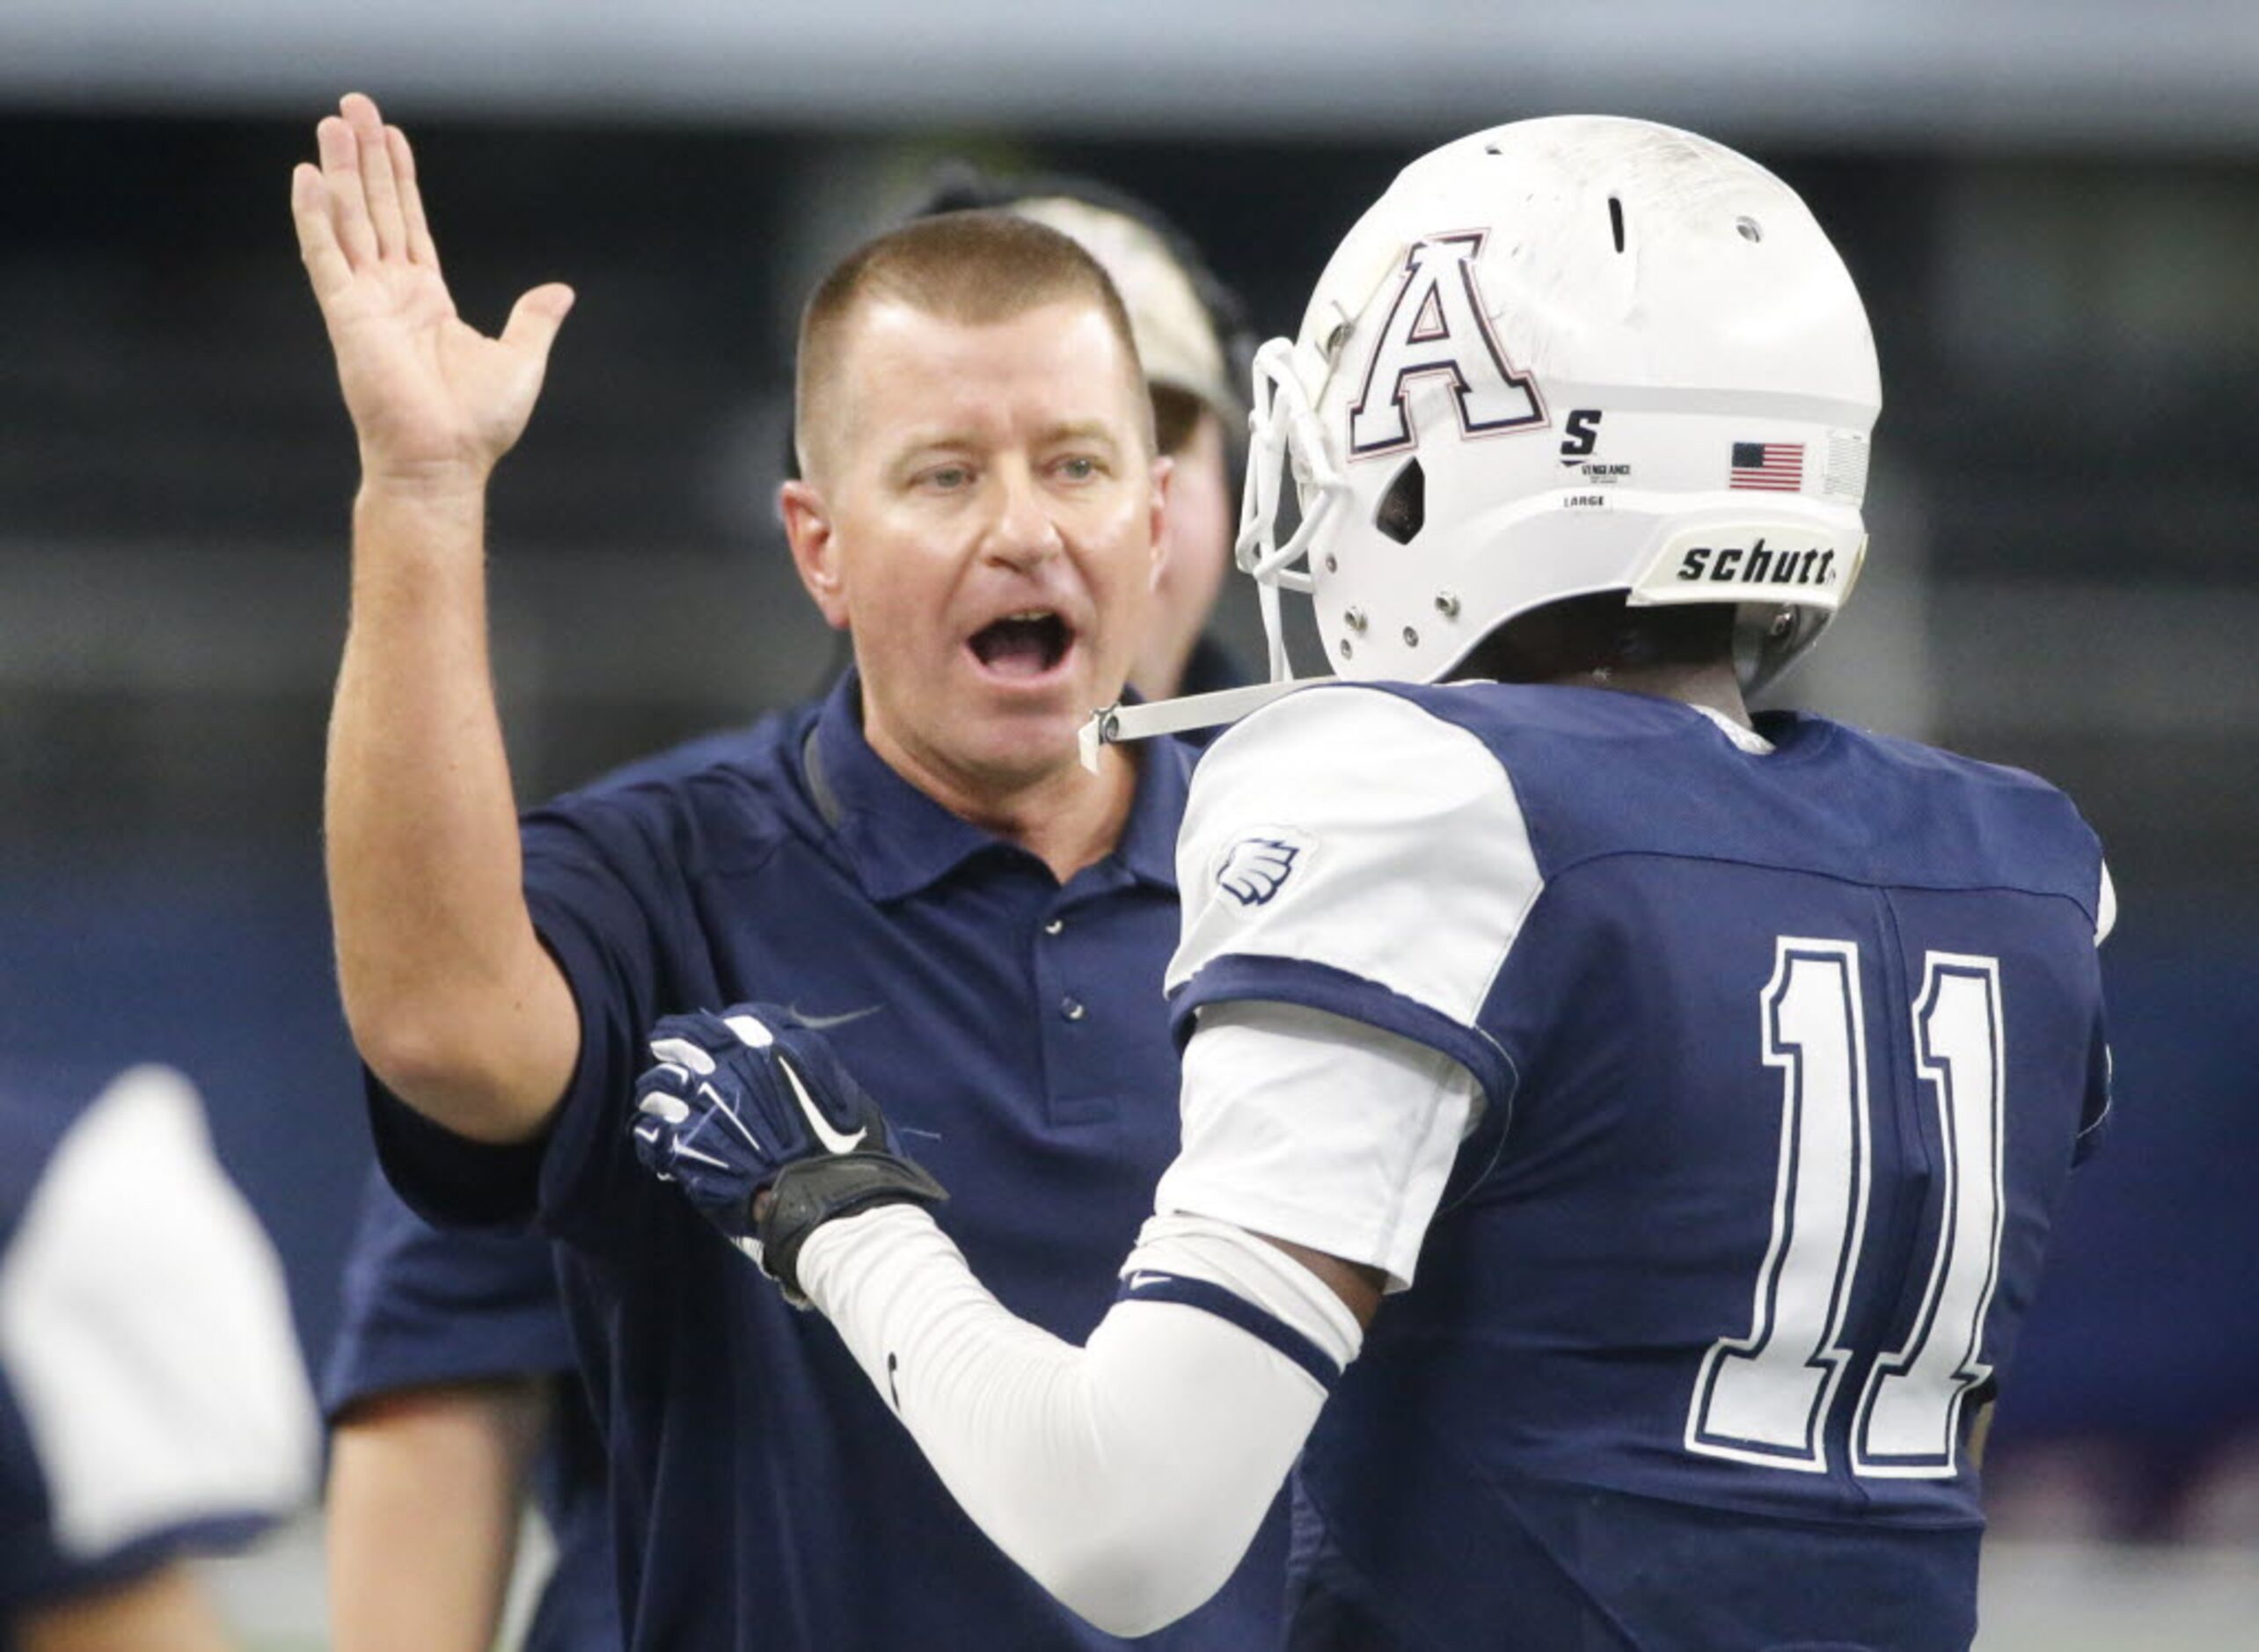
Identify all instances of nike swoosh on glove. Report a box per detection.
[631,1004,947,1305]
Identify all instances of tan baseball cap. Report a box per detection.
[1007,194,1242,428]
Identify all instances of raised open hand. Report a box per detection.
[291,92,574,488]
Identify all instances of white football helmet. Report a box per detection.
[1239,114,1882,691]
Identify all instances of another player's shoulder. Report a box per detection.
[1,1067,307,1368]
[0,1067,315,1586]
[0,1060,153,1237]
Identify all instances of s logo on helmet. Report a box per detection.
[1347,232,1546,459]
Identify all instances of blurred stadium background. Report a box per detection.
[2,4,2254,1646]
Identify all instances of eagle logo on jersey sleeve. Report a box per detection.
[1215,830,1310,908]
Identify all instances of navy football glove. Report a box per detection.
[631,1005,947,1305]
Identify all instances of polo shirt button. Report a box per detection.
[1060,996,1086,1022]
[1043,917,1065,936]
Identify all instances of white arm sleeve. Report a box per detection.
[1160,1000,1482,1290]
[798,1202,1361,1639]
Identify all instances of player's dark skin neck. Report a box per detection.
[1548,656,1752,729]
[1456,596,1754,731]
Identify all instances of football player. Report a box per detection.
[634,116,2116,1649]
[1,1064,316,1649]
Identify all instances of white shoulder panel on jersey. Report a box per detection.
[2096,859,2116,946]
[0,1066,318,1561]
[1169,685,1542,1033]
[1159,1001,1480,1291]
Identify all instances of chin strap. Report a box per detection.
[1077,336,1349,771]
[1076,335,1346,772]
[1078,679,1313,772]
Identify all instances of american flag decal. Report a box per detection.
[1729,442,1804,492]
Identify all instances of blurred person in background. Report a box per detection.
[294,89,1286,1649]
[321,1197,607,1652]
[0,1064,316,1651]
[316,152,1257,1652]
[633,116,2118,1650]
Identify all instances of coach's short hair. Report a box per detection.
[793,210,1151,483]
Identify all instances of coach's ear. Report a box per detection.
[779,480,848,631]
[1145,452,1173,593]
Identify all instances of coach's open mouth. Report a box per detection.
[968,609,1074,681]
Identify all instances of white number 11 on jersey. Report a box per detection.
[1686,938,2007,1479]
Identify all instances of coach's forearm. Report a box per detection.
[800,1206,1349,1639]
[325,479,576,1142]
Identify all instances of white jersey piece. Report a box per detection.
[1159,1001,1481,1291]
[0,1066,318,1572]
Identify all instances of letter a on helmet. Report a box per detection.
[1347,233,1546,457]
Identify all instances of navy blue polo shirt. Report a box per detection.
[371,673,1287,1651]
[323,1172,617,1652]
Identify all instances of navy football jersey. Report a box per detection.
[1166,682,2111,1651]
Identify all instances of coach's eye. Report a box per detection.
[1054,455,1101,482]
[920,464,974,492]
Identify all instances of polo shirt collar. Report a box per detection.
[804,670,1186,902]
[1109,723,1189,894]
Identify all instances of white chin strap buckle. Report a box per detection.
[1078,680,1314,772]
